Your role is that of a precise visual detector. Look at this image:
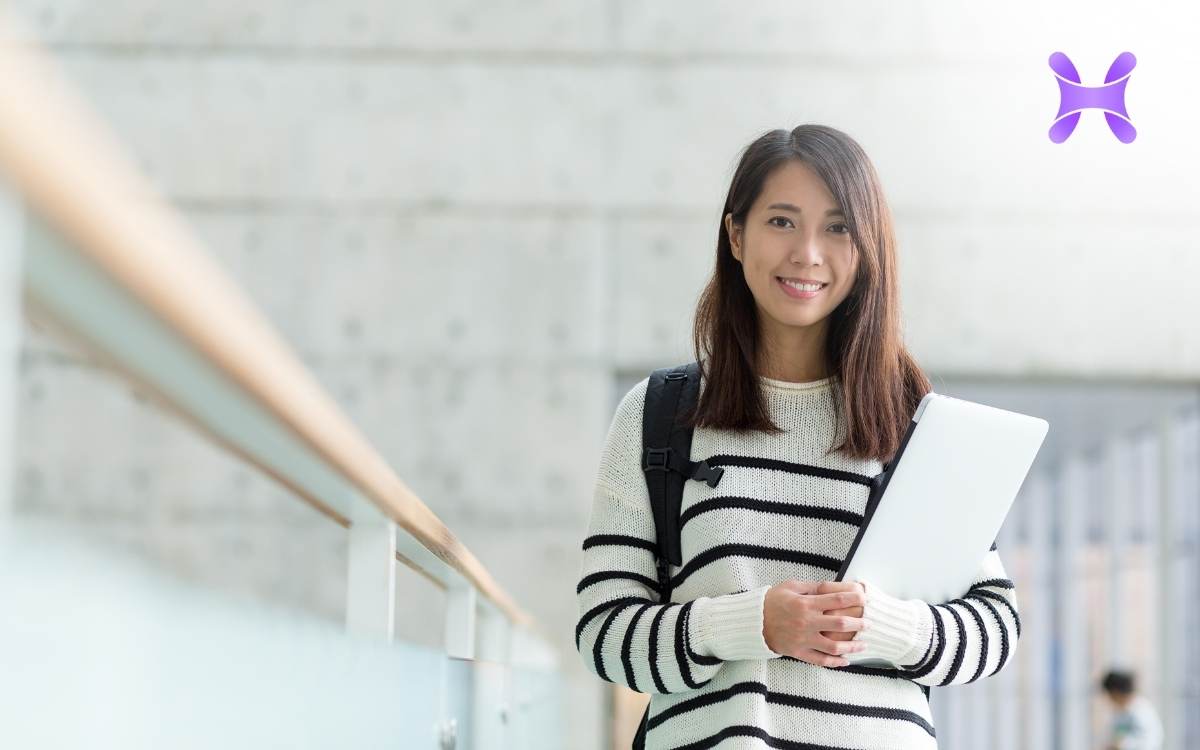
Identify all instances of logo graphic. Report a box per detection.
[1048,51,1137,143]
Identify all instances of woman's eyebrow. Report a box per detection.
[765,202,845,218]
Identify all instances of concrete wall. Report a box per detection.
[0,181,21,524]
[7,2,1200,748]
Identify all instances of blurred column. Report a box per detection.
[990,481,1023,750]
[1102,437,1126,667]
[0,180,21,526]
[1024,474,1054,750]
[1057,455,1090,750]
[1155,415,1180,750]
[1177,413,1200,749]
[1130,430,1161,726]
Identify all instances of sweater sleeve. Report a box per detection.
[849,547,1021,686]
[574,379,782,695]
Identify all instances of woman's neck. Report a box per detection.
[757,319,830,383]
[756,345,830,383]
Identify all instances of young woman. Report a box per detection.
[574,124,1022,748]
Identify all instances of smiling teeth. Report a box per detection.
[780,279,825,292]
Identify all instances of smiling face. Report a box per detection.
[725,159,860,378]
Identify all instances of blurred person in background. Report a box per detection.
[1101,668,1163,750]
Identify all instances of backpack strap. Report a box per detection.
[641,361,724,603]
[632,361,724,747]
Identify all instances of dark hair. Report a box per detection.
[682,124,931,463]
[1101,670,1136,695]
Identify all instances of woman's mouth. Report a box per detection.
[777,277,827,300]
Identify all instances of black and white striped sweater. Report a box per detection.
[575,372,1021,749]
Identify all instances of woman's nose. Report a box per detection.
[789,234,824,265]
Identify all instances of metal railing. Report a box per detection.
[0,12,560,748]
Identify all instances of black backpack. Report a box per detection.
[631,360,724,749]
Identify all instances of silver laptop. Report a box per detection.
[836,391,1049,667]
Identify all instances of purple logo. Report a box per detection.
[1048,51,1137,143]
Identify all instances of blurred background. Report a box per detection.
[1,1,1198,748]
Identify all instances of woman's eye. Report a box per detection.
[769,216,793,228]
[829,223,850,234]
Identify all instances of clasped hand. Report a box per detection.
[762,579,869,668]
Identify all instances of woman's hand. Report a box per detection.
[763,580,870,667]
[816,580,866,642]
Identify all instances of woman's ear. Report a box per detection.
[725,213,742,262]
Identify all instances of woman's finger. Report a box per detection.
[796,648,850,668]
[813,614,868,632]
[810,591,866,611]
[813,635,867,656]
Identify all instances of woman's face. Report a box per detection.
[725,160,859,342]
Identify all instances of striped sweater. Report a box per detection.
[575,372,1021,749]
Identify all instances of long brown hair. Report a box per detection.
[680,124,931,464]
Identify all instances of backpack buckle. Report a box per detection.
[643,447,672,471]
[691,460,724,488]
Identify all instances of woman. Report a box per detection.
[574,124,1021,748]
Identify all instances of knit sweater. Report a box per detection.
[575,372,1022,749]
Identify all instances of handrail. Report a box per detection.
[0,12,543,638]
